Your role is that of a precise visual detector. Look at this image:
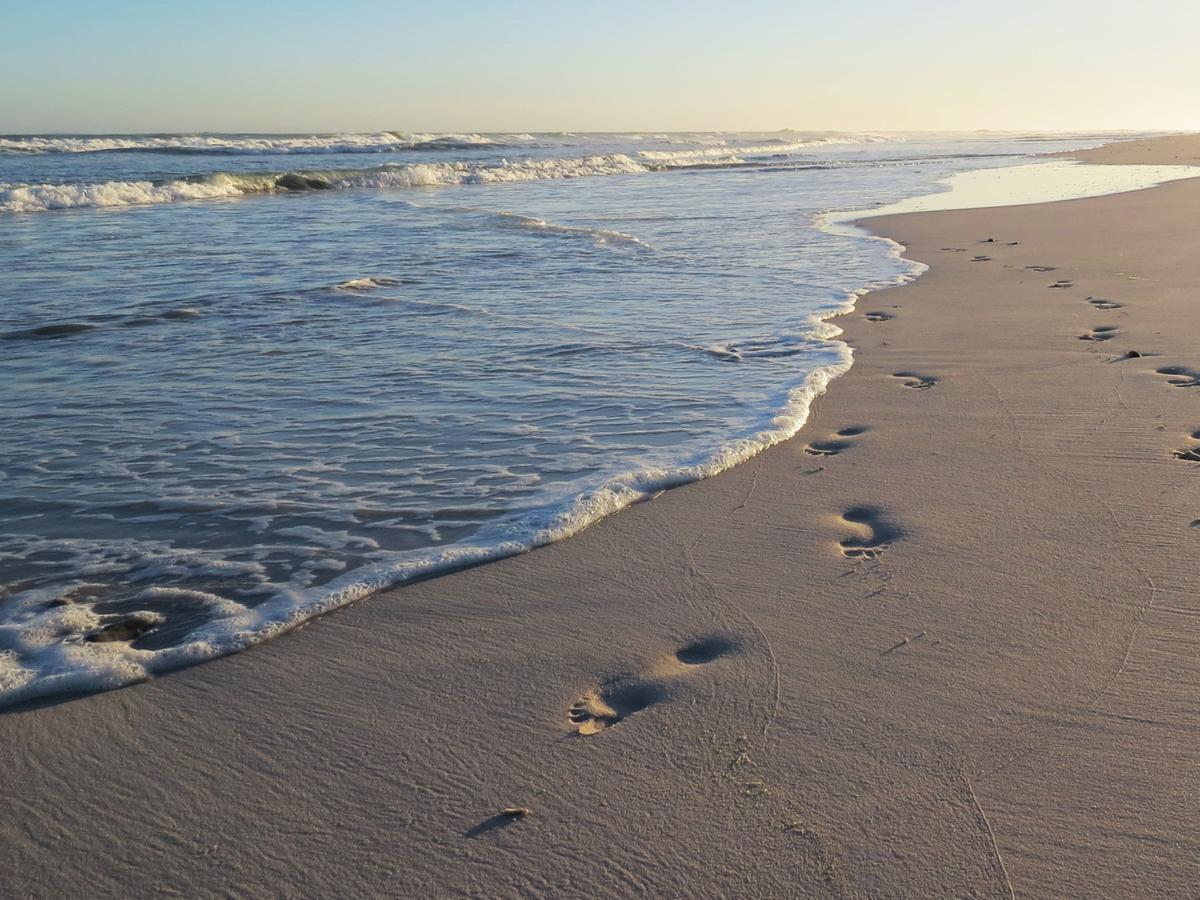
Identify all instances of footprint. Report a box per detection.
[1157,366,1200,388]
[1025,265,1058,273]
[1048,280,1073,289]
[864,311,894,323]
[805,439,852,457]
[893,371,938,391]
[941,247,968,253]
[970,256,991,262]
[1079,326,1118,342]
[1087,297,1124,310]
[569,636,734,735]
[568,680,667,736]
[674,635,738,666]
[1174,429,1200,462]
[838,506,902,560]
[805,425,869,456]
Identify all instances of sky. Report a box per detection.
[3,0,1198,134]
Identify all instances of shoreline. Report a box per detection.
[8,142,1174,710]
[4,134,1200,896]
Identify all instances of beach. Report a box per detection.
[4,134,1199,897]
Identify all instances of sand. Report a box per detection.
[1067,132,1200,165]
[3,135,1200,898]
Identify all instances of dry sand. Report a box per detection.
[3,136,1200,898]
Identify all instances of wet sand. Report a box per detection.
[3,135,1199,897]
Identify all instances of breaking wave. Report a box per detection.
[636,135,893,164]
[0,131,530,155]
[0,133,906,214]
[0,154,656,213]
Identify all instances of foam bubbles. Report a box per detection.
[0,130,1126,706]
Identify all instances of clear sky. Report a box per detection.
[4,0,1198,134]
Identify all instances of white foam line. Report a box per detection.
[0,151,936,708]
[0,132,507,155]
[0,254,912,710]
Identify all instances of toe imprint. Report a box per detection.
[892,371,938,391]
[1079,326,1118,342]
[838,505,902,560]
[805,439,852,457]
[569,680,666,735]
[1158,366,1200,388]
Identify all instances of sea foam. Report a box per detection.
[0,131,1134,706]
[0,132,521,155]
[0,155,654,213]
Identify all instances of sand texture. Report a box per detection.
[1066,133,1200,165]
[3,137,1200,898]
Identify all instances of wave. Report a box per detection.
[636,135,894,164]
[0,324,854,709]
[0,183,931,708]
[0,133,904,214]
[0,235,932,708]
[0,154,654,212]
[492,211,651,247]
[330,276,403,292]
[0,132,526,155]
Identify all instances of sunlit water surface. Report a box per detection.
[0,130,1140,703]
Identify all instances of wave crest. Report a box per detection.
[0,154,652,213]
[0,132,529,155]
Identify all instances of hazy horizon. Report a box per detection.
[4,0,1198,135]
[0,128,1180,138]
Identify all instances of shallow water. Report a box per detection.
[0,130,1142,704]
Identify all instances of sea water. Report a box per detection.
[0,130,1155,704]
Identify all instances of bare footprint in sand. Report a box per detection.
[864,311,894,323]
[970,256,991,262]
[568,681,667,735]
[1174,430,1200,462]
[1087,297,1124,311]
[1157,366,1200,388]
[1025,265,1058,273]
[568,636,736,735]
[673,635,738,666]
[1048,280,1074,289]
[893,371,939,391]
[838,506,902,560]
[805,439,852,457]
[805,425,869,456]
[1079,326,1119,342]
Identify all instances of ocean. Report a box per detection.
[0,130,1139,704]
